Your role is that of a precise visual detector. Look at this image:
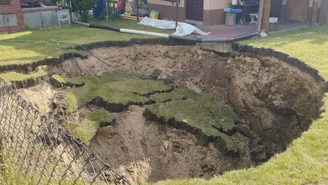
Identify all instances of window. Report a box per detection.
[0,0,10,5]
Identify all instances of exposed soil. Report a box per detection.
[89,106,252,183]
[47,45,221,79]
[13,43,324,184]
[200,55,322,151]
[17,82,57,114]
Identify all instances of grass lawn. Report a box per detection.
[0,19,170,66]
[152,26,328,185]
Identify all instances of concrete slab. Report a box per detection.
[198,42,233,53]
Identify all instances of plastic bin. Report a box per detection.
[269,17,279,31]
[226,13,236,26]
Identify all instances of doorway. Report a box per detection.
[186,0,204,21]
[270,0,282,17]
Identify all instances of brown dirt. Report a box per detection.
[89,106,252,184]
[47,45,222,78]
[200,55,322,152]
[17,82,57,114]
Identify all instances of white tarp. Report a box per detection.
[139,17,210,37]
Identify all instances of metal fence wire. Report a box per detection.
[0,78,131,185]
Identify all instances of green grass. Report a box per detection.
[148,86,238,135]
[65,71,171,112]
[68,109,117,145]
[152,26,328,185]
[0,70,47,84]
[51,74,66,83]
[65,92,78,114]
[147,86,238,152]
[0,19,170,66]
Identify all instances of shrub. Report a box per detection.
[71,0,97,22]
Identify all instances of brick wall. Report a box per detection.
[21,0,53,5]
[22,7,58,13]
[0,0,26,32]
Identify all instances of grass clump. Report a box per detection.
[68,109,116,145]
[51,74,66,83]
[65,92,78,114]
[0,70,47,84]
[149,86,189,103]
[66,71,171,111]
[148,86,238,144]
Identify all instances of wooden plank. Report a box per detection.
[311,0,320,26]
[120,14,140,21]
[286,0,309,22]
[262,0,271,32]
[257,0,264,31]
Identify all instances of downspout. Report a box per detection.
[74,21,260,43]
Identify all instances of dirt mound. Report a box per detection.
[18,83,57,113]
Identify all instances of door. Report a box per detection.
[319,0,328,25]
[24,12,43,29]
[186,0,204,21]
[41,11,58,28]
[286,0,309,22]
[0,15,5,27]
[271,0,282,17]
[3,14,18,27]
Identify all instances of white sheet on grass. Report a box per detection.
[139,17,210,37]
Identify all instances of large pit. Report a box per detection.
[13,41,324,184]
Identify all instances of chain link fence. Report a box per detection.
[0,78,131,185]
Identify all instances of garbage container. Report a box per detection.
[225,13,236,26]
[269,17,279,31]
[224,8,242,26]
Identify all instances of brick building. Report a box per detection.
[148,0,328,26]
[0,0,25,32]
[0,0,59,32]
[20,0,52,5]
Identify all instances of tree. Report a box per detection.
[71,0,97,22]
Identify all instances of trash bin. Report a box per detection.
[225,13,236,26]
[269,17,279,31]
[224,8,242,26]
